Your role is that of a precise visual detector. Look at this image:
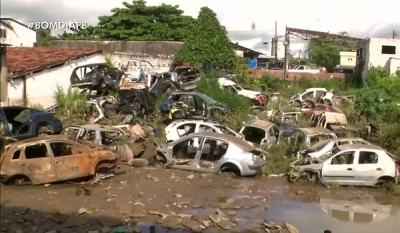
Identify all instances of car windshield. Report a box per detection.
[310,134,336,146]
[197,93,217,104]
[308,140,330,151]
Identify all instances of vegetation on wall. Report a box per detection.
[174,7,237,69]
[36,28,55,46]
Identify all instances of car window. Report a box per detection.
[50,142,81,157]
[172,137,203,160]
[337,140,350,145]
[200,138,229,168]
[176,123,196,137]
[358,151,379,164]
[199,125,216,133]
[268,128,275,137]
[25,144,48,159]
[11,150,21,160]
[331,151,355,165]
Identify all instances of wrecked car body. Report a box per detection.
[218,78,268,106]
[164,119,242,143]
[160,92,227,121]
[119,59,169,82]
[239,119,279,148]
[1,106,63,140]
[64,124,129,146]
[270,110,300,125]
[288,144,400,187]
[115,88,156,119]
[289,88,327,105]
[0,135,117,185]
[170,66,201,91]
[70,63,124,95]
[156,132,266,176]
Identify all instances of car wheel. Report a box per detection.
[220,163,241,176]
[379,178,396,190]
[37,126,51,136]
[103,102,117,118]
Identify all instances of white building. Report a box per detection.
[3,47,106,108]
[356,38,400,80]
[0,18,36,47]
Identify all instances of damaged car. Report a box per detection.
[115,88,156,120]
[289,88,327,105]
[239,119,280,148]
[156,132,266,176]
[1,106,63,140]
[288,144,400,188]
[160,92,227,121]
[64,124,129,146]
[70,63,124,95]
[0,135,117,185]
[218,78,268,106]
[170,65,201,91]
[165,120,242,142]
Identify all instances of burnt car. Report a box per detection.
[1,106,63,140]
[0,135,117,185]
[160,92,227,120]
[70,63,124,95]
[115,88,156,119]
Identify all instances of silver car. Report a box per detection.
[156,132,266,176]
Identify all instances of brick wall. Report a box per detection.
[247,69,346,79]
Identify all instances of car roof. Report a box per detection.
[75,63,109,68]
[246,119,274,129]
[188,132,255,152]
[338,144,383,151]
[9,135,75,147]
[297,127,334,134]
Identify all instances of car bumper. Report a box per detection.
[240,161,266,176]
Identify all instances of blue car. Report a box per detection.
[0,106,63,140]
[160,91,227,120]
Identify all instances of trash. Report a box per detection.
[78,208,87,215]
[44,184,51,187]
[76,186,91,196]
[112,225,132,233]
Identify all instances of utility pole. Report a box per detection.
[274,21,278,65]
[393,30,397,39]
[283,26,289,79]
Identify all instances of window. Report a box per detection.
[331,151,355,165]
[172,137,203,161]
[176,123,196,137]
[242,126,266,144]
[200,138,228,168]
[348,58,353,61]
[381,45,396,55]
[199,125,216,133]
[50,142,78,157]
[25,144,48,159]
[297,66,305,70]
[337,140,350,146]
[11,150,21,160]
[358,151,379,164]
[0,29,6,38]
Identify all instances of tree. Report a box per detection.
[36,28,55,46]
[59,0,195,41]
[307,38,341,72]
[174,7,236,69]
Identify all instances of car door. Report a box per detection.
[48,141,92,181]
[353,150,384,186]
[22,143,57,184]
[321,150,356,185]
[170,136,203,171]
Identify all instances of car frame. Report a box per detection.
[156,132,266,176]
[239,119,280,148]
[285,127,337,155]
[0,135,117,185]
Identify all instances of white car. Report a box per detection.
[165,120,242,142]
[289,144,400,187]
[218,78,267,105]
[289,87,327,105]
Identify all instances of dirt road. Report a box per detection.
[1,166,399,233]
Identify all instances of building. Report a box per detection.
[231,42,264,61]
[356,38,400,80]
[0,18,36,47]
[271,41,285,60]
[336,51,357,73]
[3,47,105,108]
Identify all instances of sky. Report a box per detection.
[1,0,400,56]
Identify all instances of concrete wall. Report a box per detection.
[340,51,356,67]
[1,20,36,47]
[4,53,105,108]
[389,58,400,76]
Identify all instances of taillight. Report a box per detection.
[256,95,267,104]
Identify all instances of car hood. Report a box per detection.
[237,89,261,99]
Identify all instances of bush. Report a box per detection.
[53,85,88,126]
[195,72,252,130]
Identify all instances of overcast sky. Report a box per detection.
[1,0,399,55]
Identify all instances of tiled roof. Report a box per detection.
[6,47,101,77]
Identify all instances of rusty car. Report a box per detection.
[0,135,117,185]
[156,132,266,176]
[288,144,400,188]
[64,124,130,146]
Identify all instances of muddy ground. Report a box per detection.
[1,166,399,233]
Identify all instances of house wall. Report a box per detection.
[340,51,356,67]
[389,58,400,76]
[0,20,36,47]
[270,42,285,60]
[5,53,105,108]
[0,48,7,106]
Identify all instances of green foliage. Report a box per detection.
[59,0,195,41]
[53,85,88,126]
[195,72,251,130]
[29,104,45,111]
[104,54,116,68]
[308,38,341,72]
[174,7,237,69]
[36,28,55,46]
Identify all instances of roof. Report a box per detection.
[11,135,72,147]
[287,27,362,42]
[189,132,255,152]
[0,18,32,30]
[297,127,334,135]
[310,138,369,149]
[6,47,102,78]
[246,119,274,129]
[0,20,13,30]
[231,42,264,55]
[338,144,383,151]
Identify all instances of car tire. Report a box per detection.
[220,163,241,176]
[37,126,51,136]
[103,102,117,118]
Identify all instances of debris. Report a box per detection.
[149,211,169,219]
[217,220,235,230]
[78,208,87,215]
[174,193,182,198]
[182,219,202,231]
[186,174,194,179]
[285,222,300,233]
[76,186,91,196]
[161,216,182,229]
[209,214,222,223]
[146,174,159,181]
[296,190,305,195]
[113,225,133,233]
[44,184,51,187]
